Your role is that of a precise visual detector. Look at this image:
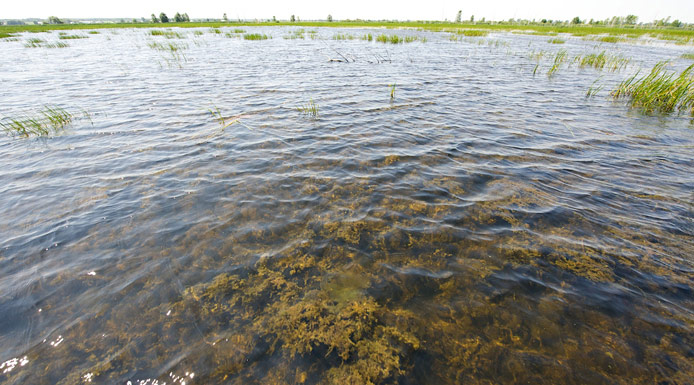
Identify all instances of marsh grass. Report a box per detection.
[548,38,565,44]
[0,32,16,39]
[209,28,222,34]
[88,31,100,34]
[193,30,204,36]
[59,34,88,40]
[0,106,83,138]
[586,78,604,97]
[612,61,694,116]
[361,33,373,41]
[332,33,356,40]
[595,36,621,44]
[682,53,694,60]
[547,50,567,77]
[297,99,318,118]
[457,29,488,37]
[149,30,185,39]
[284,29,305,40]
[574,51,630,71]
[208,105,239,129]
[389,83,396,99]
[148,41,188,66]
[243,33,270,40]
[376,34,424,44]
[24,38,69,48]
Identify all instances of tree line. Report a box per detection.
[150,12,190,23]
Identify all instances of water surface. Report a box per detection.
[1,27,693,384]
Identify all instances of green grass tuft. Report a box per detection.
[548,38,565,44]
[681,53,694,60]
[612,61,694,116]
[243,33,270,40]
[59,34,88,40]
[297,99,319,118]
[574,51,630,71]
[149,29,185,39]
[1,106,80,138]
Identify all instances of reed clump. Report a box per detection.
[548,38,565,44]
[0,32,17,39]
[612,61,694,116]
[596,36,621,44]
[59,34,88,40]
[243,33,270,40]
[575,51,630,71]
[682,53,694,60]
[375,34,424,44]
[547,50,567,77]
[1,106,78,138]
[457,29,488,37]
[24,38,68,48]
[297,99,318,118]
[149,30,185,39]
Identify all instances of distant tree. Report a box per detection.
[160,12,169,23]
[132,18,138,23]
[480,17,485,23]
[183,13,190,22]
[223,13,228,21]
[151,14,159,23]
[671,19,682,27]
[47,16,64,24]
[290,15,295,22]
[470,15,474,23]
[625,14,638,25]
[327,14,333,22]
[571,16,581,24]
[272,16,276,22]
[541,19,547,24]
[455,10,462,23]
[174,13,182,22]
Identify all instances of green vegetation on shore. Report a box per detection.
[2,20,693,41]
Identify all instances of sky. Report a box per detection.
[2,0,693,23]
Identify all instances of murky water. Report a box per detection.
[1,27,693,384]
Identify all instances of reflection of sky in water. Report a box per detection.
[0,26,692,384]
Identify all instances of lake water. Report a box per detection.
[1,26,693,384]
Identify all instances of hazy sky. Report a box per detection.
[2,0,693,23]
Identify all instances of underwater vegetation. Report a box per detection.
[612,61,694,116]
[0,106,88,138]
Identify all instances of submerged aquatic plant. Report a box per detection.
[297,99,319,118]
[612,61,694,116]
[389,83,396,99]
[0,106,87,138]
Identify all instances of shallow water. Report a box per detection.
[0,27,693,384]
